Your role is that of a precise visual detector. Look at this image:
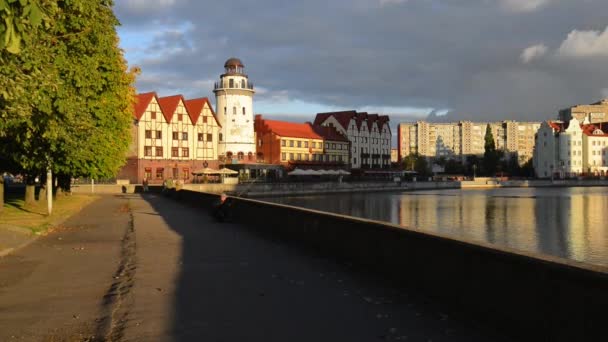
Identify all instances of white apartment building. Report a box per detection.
[398,120,541,164]
[533,118,608,178]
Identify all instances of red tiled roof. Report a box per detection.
[582,123,608,137]
[547,121,562,131]
[184,97,220,127]
[263,119,322,140]
[311,124,349,142]
[134,92,157,120]
[158,95,186,123]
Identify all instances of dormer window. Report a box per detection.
[593,129,604,135]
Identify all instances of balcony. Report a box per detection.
[214,81,254,91]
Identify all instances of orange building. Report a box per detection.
[254,115,350,169]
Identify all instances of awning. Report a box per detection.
[192,167,219,175]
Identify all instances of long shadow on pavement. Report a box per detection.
[140,193,509,342]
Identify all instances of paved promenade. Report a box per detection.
[0,194,510,341]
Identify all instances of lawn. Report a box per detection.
[0,194,99,234]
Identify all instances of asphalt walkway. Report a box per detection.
[0,194,510,341]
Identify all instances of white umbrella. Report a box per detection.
[192,167,219,175]
[217,168,238,175]
[324,170,340,175]
[288,168,307,176]
[337,169,351,175]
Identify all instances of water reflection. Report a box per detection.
[263,187,608,267]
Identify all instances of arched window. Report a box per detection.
[242,107,246,115]
[248,151,253,160]
[237,152,244,160]
[229,79,234,88]
[241,79,246,88]
[226,151,233,158]
[233,107,236,115]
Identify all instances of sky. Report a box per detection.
[114,0,608,126]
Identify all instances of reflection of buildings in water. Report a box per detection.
[570,193,607,263]
[534,194,571,259]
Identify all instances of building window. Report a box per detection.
[183,168,190,180]
[304,141,309,148]
[203,116,207,123]
[289,153,294,160]
[237,151,244,160]
[281,139,286,147]
[354,158,357,164]
[198,133,204,141]
[297,153,301,160]
[219,133,223,141]
[181,132,187,140]
[151,111,156,120]
[305,154,309,161]
[241,79,245,88]
[242,107,246,115]
[144,146,152,156]
[173,132,179,140]
[172,168,179,179]
[229,79,234,88]
[325,143,329,149]
[297,141,302,148]
[144,167,152,180]
[155,168,164,180]
[290,140,294,147]
[155,147,163,157]
[155,130,162,139]
[233,107,237,115]
[172,147,179,157]
[282,152,286,161]
[178,114,183,122]
[224,107,226,115]
[182,148,189,157]
[145,130,152,139]
[207,133,212,142]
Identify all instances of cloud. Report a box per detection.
[114,0,608,123]
[520,44,548,63]
[499,0,552,13]
[557,26,608,58]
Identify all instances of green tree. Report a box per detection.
[483,124,500,176]
[0,0,46,54]
[1,0,135,208]
[402,153,417,171]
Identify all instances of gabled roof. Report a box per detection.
[582,123,608,137]
[311,125,349,142]
[158,94,186,123]
[314,110,357,129]
[134,92,157,120]
[184,97,221,127]
[263,119,322,140]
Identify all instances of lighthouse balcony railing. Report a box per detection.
[214,82,254,90]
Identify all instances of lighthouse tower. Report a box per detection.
[213,57,255,161]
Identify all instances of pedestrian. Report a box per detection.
[143,178,149,192]
[212,193,232,222]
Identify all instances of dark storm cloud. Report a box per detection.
[114,0,608,121]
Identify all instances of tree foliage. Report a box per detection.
[0,0,47,54]
[0,0,136,191]
[482,124,501,176]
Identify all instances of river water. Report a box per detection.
[262,187,608,267]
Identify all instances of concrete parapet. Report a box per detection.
[169,189,607,342]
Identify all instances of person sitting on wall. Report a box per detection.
[212,193,233,222]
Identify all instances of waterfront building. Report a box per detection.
[254,115,349,169]
[559,98,608,124]
[313,111,391,169]
[213,58,256,162]
[397,120,540,165]
[533,118,608,178]
[117,92,221,184]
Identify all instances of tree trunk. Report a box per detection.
[57,174,72,195]
[0,177,4,214]
[25,181,36,206]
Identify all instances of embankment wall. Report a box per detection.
[168,189,607,342]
